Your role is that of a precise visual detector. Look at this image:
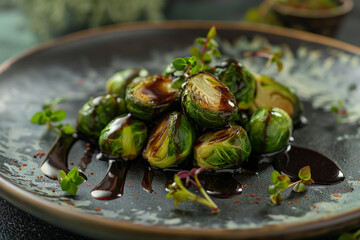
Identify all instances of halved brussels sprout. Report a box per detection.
[77,94,127,139]
[252,74,303,123]
[248,107,292,154]
[106,68,148,98]
[99,114,148,160]
[194,125,251,169]
[143,111,195,168]
[214,59,256,110]
[181,72,237,128]
[125,74,180,121]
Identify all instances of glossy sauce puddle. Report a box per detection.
[40,134,345,201]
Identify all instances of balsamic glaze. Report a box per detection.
[90,160,131,200]
[41,134,345,201]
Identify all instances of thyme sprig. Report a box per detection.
[268,166,314,204]
[167,167,219,213]
[243,48,283,72]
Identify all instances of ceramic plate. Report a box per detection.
[1,21,360,239]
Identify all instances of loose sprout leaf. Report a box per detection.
[271,170,281,184]
[42,96,66,110]
[207,26,216,39]
[195,37,205,46]
[51,110,66,122]
[298,165,311,181]
[172,58,187,71]
[58,167,84,195]
[293,182,306,193]
[62,125,76,134]
[267,185,277,194]
[30,112,46,125]
[190,47,201,58]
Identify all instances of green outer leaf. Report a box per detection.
[270,193,283,205]
[172,58,187,71]
[67,167,79,179]
[190,47,201,58]
[293,182,306,193]
[298,166,311,181]
[30,112,46,125]
[338,233,357,240]
[275,180,289,190]
[195,37,205,46]
[51,110,66,122]
[44,108,52,117]
[74,176,85,185]
[60,179,70,191]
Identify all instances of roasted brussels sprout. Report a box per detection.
[143,111,195,168]
[194,125,251,169]
[125,74,180,121]
[252,74,303,123]
[182,72,237,128]
[214,59,256,110]
[99,114,148,160]
[77,94,127,139]
[248,107,292,154]
[106,68,148,98]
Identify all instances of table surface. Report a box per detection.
[0,1,359,239]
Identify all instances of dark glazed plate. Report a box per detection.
[1,21,360,240]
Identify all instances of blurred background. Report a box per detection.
[0,0,359,239]
[0,0,358,63]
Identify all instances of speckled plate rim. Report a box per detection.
[1,21,360,239]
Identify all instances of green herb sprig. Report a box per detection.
[331,100,348,123]
[167,167,219,213]
[58,167,85,195]
[30,97,75,135]
[268,166,314,204]
[243,48,283,72]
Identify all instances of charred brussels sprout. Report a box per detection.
[106,68,148,98]
[252,74,303,123]
[182,72,237,128]
[214,59,256,110]
[99,114,148,160]
[143,111,195,168]
[77,94,127,139]
[248,107,292,154]
[125,75,179,121]
[194,125,251,169]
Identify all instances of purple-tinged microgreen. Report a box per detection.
[30,97,75,136]
[243,48,283,72]
[167,167,219,213]
[268,166,314,204]
[331,100,348,123]
[58,167,85,195]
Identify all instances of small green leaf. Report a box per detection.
[298,166,311,181]
[67,184,79,196]
[44,108,53,117]
[338,233,357,240]
[271,170,280,184]
[190,47,201,58]
[60,179,70,191]
[30,112,47,125]
[59,170,67,179]
[62,125,75,134]
[275,180,289,190]
[212,49,222,58]
[270,193,283,205]
[74,175,85,185]
[172,58,187,71]
[67,167,79,179]
[195,37,205,46]
[206,39,218,49]
[293,182,306,193]
[51,110,66,122]
[267,185,277,194]
[203,52,212,64]
[207,26,216,39]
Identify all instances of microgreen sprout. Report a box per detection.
[243,48,283,72]
[331,100,348,123]
[30,97,75,135]
[190,26,222,70]
[58,167,85,195]
[268,166,314,204]
[167,167,219,213]
[338,228,360,240]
